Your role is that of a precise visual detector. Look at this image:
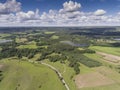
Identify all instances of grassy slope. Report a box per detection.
[90,46,120,56]
[43,58,96,90]
[43,60,77,90]
[0,60,66,90]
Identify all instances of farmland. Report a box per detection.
[0,27,120,90]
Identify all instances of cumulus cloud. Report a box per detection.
[16,9,40,22]
[0,0,21,14]
[94,9,106,16]
[59,1,81,13]
[0,0,120,26]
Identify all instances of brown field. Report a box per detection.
[96,52,120,64]
[75,72,115,88]
[0,65,3,69]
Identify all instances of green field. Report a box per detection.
[15,38,27,43]
[17,41,38,49]
[50,35,59,39]
[44,32,55,34]
[0,60,66,90]
[84,53,111,66]
[90,46,120,56]
[43,60,77,90]
[0,34,10,39]
[17,44,38,49]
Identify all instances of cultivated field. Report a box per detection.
[75,72,115,88]
[96,52,120,64]
[90,46,120,56]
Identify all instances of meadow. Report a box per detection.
[0,59,66,90]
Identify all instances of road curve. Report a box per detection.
[28,60,70,90]
[40,62,70,90]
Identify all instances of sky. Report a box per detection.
[0,0,120,26]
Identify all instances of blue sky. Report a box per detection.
[0,0,120,26]
[10,0,120,14]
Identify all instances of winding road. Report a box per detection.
[28,60,70,90]
[40,62,70,90]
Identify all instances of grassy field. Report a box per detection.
[0,60,66,90]
[79,63,94,74]
[84,53,112,66]
[43,60,77,90]
[44,32,55,34]
[90,46,120,56]
[16,38,27,43]
[0,34,10,39]
[42,58,102,90]
[17,41,38,49]
[50,35,59,39]
[0,47,2,50]
[17,44,38,49]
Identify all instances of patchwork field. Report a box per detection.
[90,46,120,56]
[75,66,120,90]
[96,52,120,64]
[75,72,115,88]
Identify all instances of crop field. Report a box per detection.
[75,72,115,88]
[75,66,120,90]
[90,46,120,56]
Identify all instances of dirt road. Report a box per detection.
[40,62,70,90]
[28,60,70,90]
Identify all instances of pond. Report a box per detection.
[0,39,12,44]
[60,41,89,47]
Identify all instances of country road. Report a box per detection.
[28,60,70,90]
[40,62,70,90]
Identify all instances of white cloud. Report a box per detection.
[0,0,120,26]
[94,9,106,16]
[60,1,81,13]
[16,9,40,22]
[0,0,21,14]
